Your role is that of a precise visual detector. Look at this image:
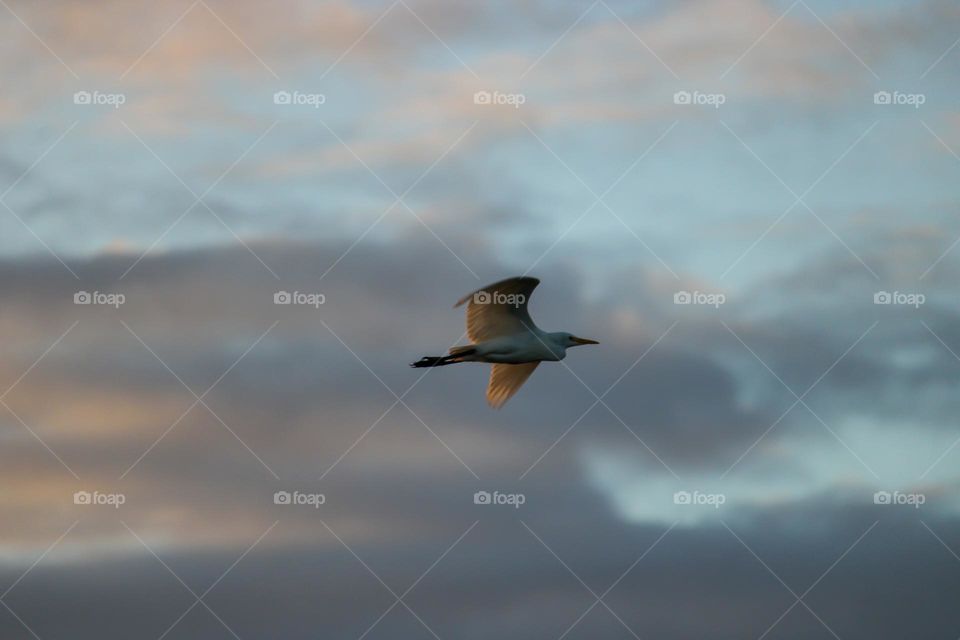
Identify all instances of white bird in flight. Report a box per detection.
[411,276,598,408]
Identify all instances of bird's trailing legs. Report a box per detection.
[410,354,460,368]
[410,346,476,368]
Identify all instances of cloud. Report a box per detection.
[1,231,957,558]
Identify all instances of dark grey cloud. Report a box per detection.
[2,507,958,639]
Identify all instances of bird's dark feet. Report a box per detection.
[411,355,455,368]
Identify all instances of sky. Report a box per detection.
[2,0,960,638]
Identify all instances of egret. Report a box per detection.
[411,276,598,408]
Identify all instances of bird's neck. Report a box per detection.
[544,332,569,355]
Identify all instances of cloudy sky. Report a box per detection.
[2,0,960,638]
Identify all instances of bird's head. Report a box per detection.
[559,332,599,348]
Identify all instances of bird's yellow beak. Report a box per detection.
[572,336,599,345]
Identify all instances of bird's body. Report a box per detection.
[452,330,568,363]
[411,277,598,408]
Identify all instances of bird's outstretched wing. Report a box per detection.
[487,362,539,408]
[454,276,540,343]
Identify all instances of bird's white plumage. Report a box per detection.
[487,362,539,409]
[454,276,540,343]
